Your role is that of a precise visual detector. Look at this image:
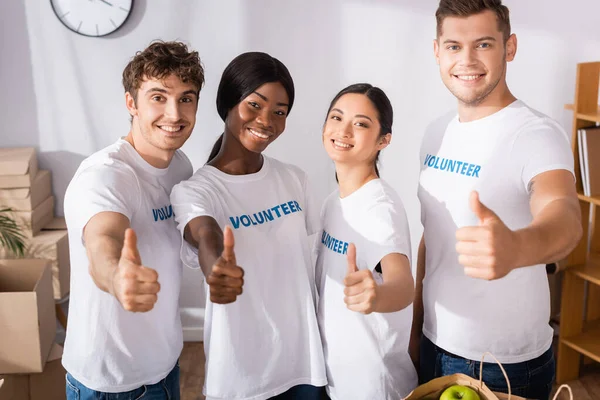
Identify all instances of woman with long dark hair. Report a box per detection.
[170,52,326,400]
[315,83,417,399]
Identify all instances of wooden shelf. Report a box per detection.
[564,104,600,123]
[561,320,600,363]
[577,193,600,206]
[578,112,600,124]
[557,62,600,384]
[565,103,600,112]
[567,263,600,286]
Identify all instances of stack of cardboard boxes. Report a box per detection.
[0,147,70,301]
[0,148,68,398]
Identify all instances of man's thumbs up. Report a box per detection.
[343,243,378,314]
[121,228,142,265]
[113,228,161,312]
[470,191,499,224]
[346,243,359,275]
[456,191,520,280]
[207,226,245,304]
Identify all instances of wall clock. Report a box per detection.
[50,0,134,37]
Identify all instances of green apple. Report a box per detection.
[439,385,481,400]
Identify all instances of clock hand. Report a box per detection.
[98,0,113,6]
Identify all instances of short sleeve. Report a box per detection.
[302,173,320,236]
[65,161,140,241]
[312,199,328,294]
[512,119,575,192]
[361,201,412,271]
[170,175,218,270]
[177,150,195,179]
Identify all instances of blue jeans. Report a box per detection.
[419,335,555,400]
[66,362,180,400]
[269,384,326,399]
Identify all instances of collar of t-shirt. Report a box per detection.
[204,155,271,182]
[118,138,172,177]
[453,99,522,126]
[339,178,381,209]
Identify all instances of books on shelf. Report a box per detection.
[577,125,600,196]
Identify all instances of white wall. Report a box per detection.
[1,0,599,316]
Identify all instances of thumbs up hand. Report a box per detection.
[455,191,521,280]
[206,226,244,304]
[112,228,161,312]
[343,243,379,314]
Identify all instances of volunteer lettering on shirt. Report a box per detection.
[152,205,175,221]
[229,200,302,229]
[424,153,481,177]
[321,230,349,255]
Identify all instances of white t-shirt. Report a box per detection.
[418,100,574,363]
[170,155,327,400]
[62,139,192,392]
[316,179,418,400]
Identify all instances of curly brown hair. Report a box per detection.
[436,0,511,43]
[122,40,205,102]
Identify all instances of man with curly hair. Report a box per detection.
[62,41,204,399]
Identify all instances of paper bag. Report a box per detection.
[404,373,526,400]
[404,353,528,400]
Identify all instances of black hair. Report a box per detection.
[325,83,393,177]
[207,52,295,163]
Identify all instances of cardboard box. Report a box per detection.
[8,196,54,238]
[0,259,56,374]
[0,148,38,189]
[0,170,52,211]
[35,230,70,300]
[42,217,66,231]
[0,229,70,300]
[0,343,66,399]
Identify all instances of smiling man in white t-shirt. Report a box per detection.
[62,41,204,399]
[410,1,582,399]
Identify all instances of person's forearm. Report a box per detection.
[409,238,426,355]
[374,279,414,313]
[195,226,224,277]
[515,198,582,268]
[86,234,121,294]
[410,280,424,338]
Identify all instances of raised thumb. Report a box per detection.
[346,243,358,275]
[121,228,142,265]
[221,225,236,263]
[470,191,496,224]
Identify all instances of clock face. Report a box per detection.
[50,0,134,37]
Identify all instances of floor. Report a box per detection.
[178,342,600,400]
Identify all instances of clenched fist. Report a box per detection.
[343,243,379,314]
[206,226,244,304]
[112,228,161,312]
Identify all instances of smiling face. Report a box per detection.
[126,74,198,155]
[224,81,290,154]
[323,93,390,167]
[434,10,516,107]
